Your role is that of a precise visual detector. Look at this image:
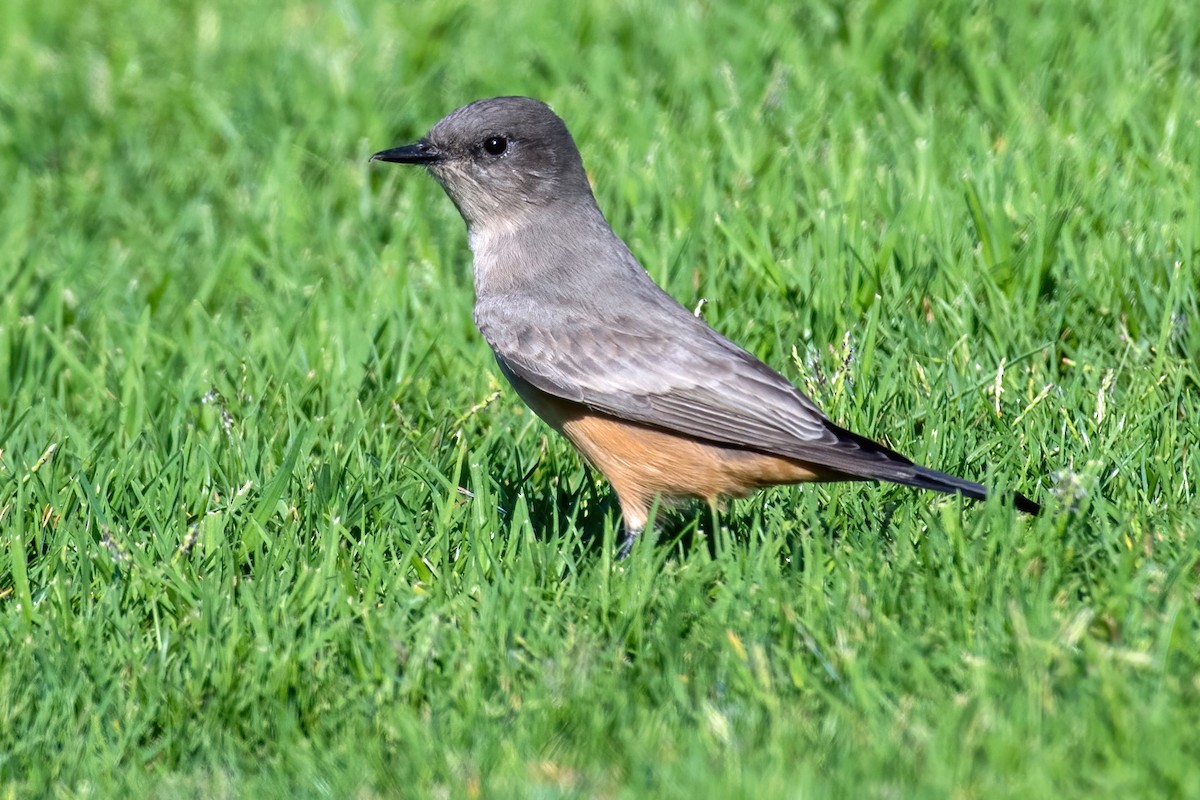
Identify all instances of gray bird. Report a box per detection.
[372,96,1040,556]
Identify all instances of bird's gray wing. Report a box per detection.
[476,296,862,463]
[475,290,1020,506]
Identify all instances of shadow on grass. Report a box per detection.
[502,466,861,569]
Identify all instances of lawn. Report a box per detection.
[2,0,1198,796]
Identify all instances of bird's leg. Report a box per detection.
[616,524,642,560]
[615,496,660,560]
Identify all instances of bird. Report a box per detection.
[371,96,1040,556]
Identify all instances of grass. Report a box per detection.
[2,0,1198,796]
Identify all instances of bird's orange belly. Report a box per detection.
[504,371,823,528]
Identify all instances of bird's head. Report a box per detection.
[372,96,594,231]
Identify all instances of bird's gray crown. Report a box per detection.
[412,97,596,230]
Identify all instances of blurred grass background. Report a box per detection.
[1,0,1197,796]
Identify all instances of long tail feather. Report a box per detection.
[822,421,1042,514]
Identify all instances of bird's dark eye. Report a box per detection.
[482,136,508,156]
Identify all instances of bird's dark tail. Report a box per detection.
[900,463,1042,515]
[822,422,1042,515]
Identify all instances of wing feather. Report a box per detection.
[478,299,843,457]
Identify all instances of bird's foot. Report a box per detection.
[616,526,641,561]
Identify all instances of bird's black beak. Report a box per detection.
[370,140,442,165]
